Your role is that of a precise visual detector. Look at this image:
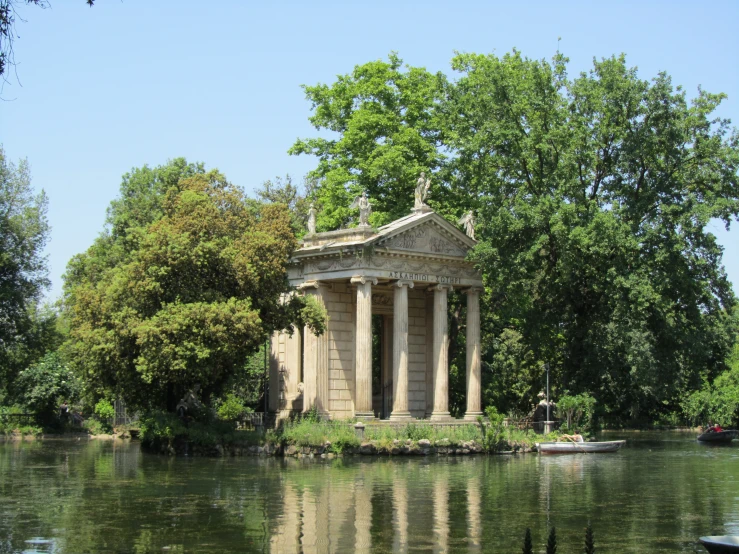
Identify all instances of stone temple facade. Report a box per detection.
[268,204,483,421]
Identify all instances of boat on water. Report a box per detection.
[536,440,625,454]
[699,535,739,553]
[697,430,738,443]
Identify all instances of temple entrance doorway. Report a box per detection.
[371,314,393,418]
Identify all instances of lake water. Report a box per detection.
[0,431,736,553]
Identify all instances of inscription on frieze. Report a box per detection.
[388,271,461,285]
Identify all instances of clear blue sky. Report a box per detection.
[1,0,737,300]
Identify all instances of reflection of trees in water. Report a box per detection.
[2,437,739,552]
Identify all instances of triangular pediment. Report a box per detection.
[374,212,475,258]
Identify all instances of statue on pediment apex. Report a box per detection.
[414,172,431,210]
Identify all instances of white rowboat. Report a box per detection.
[536,440,626,454]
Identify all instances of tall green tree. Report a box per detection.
[289,53,448,229]
[64,163,324,412]
[0,147,52,395]
[449,51,739,421]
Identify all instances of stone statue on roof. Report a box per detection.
[307,202,317,234]
[414,172,431,210]
[350,191,372,227]
[458,210,476,239]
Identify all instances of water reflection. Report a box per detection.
[2,434,739,552]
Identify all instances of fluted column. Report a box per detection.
[390,280,413,420]
[301,280,329,418]
[352,276,377,420]
[430,284,452,420]
[464,288,483,421]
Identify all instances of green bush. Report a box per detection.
[94,399,115,420]
[279,419,360,453]
[557,393,596,433]
[216,393,248,421]
[14,352,81,425]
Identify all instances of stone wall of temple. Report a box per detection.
[408,287,428,417]
[324,282,356,418]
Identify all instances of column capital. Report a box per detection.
[351,275,378,286]
[463,286,484,295]
[432,283,453,292]
[297,280,322,290]
[393,279,415,289]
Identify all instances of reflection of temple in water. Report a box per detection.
[268,460,483,553]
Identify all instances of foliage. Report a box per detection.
[13,351,80,424]
[294,50,739,424]
[278,418,361,453]
[290,52,447,229]
[64,161,326,412]
[546,527,557,554]
[94,398,114,421]
[138,410,246,451]
[0,147,54,393]
[216,393,248,421]
[682,309,739,427]
[480,406,507,451]
[254,175,315,237]
[522,528,533,554]
[557,393,596,433]
[363,421,481,446]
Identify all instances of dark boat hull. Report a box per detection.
[700,536,739,553]
[697,431,738,443]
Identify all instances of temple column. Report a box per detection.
[352,276,377,420]
[425,290,434,418]
[390,280,413,420]
[430,284,452,420]
[301,280,329,418]
[464,288,483,421]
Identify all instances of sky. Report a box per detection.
[1,0,738,300]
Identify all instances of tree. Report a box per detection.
[64,163,324,412]
[289,53,448,229]
[448,51,738,422]
[0,146,51,393]
[0,0,94,86]
[294,51,739,423]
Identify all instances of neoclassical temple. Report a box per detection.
[269,192,483,421]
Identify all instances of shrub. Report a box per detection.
[557,393,596,433]
[14,352,81,425]
[216,393,249,421]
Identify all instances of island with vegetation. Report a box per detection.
[1,50,738,455]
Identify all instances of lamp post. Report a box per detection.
[546,362,550,422]
[545,362,553,434]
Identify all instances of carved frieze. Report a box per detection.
[380,224,467,257]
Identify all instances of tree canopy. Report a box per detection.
[64,160,324,412]
[0,146,52,395]
[292,51,739,423]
